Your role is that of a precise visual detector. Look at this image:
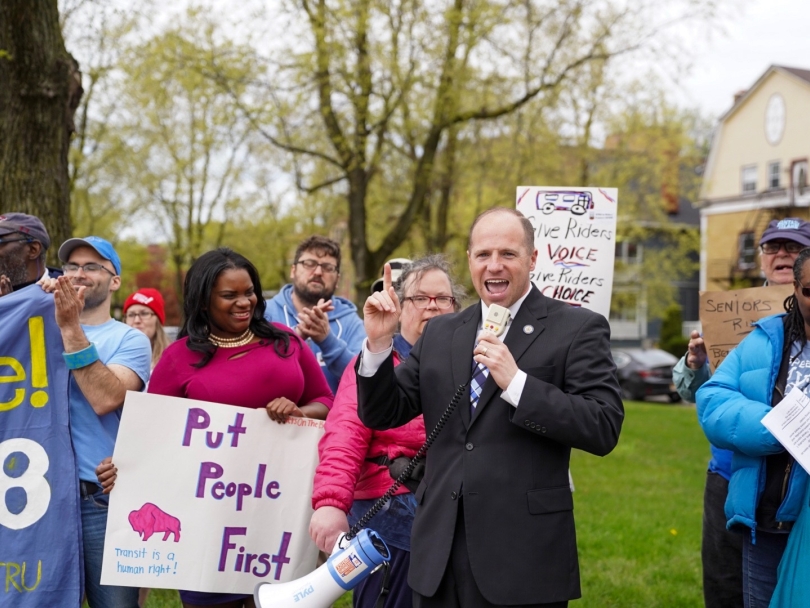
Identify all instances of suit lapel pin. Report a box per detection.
[523,324,534,334]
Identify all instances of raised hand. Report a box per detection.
[686,330,707,370]
[362,263,400,352]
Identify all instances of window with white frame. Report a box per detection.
[742,165,757,193]
[768,161,780,189]
[738,232,757,270]
[794,161,808,196]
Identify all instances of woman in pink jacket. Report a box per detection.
[309,255,464,608]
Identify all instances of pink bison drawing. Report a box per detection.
[128,503,181,542]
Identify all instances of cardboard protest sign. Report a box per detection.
[516,186,618,318]
[101,392,324,594]
[700,284,793,372]
[0,287,82,608]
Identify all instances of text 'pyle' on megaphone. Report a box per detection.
[254,529,390,607]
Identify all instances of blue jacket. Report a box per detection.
[264,284,366,392]
[696,313,808,537]
[672,355,733,480]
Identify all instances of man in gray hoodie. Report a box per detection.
[264,236,366,392]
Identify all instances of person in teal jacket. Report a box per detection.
[770,483,810,607]
[697,247,810,608]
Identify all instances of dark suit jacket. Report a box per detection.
[357,286,623,605]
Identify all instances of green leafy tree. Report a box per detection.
[61,0,153,237]
[104,10,272,297]
[659,303,689,356]
[225,0,722,300]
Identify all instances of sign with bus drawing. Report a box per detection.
[517,186,618,319]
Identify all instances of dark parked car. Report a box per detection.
[611,348,681,403]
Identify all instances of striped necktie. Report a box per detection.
[470,355,490,415]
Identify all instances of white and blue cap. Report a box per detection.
[760,218,810,247]
[370,258,413,293]
[58,236,122,275]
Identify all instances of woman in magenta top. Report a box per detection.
[150,248,334,608]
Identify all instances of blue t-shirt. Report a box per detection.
[70,319,152,481]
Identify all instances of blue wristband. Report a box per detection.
[63,344,100,370]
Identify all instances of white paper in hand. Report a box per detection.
[761,386,810,471]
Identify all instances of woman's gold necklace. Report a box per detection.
[208,328,255,348]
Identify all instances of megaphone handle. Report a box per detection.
[346,381,469,540]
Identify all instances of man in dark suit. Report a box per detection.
[357,207,624,607]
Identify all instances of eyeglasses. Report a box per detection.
[402,295,456,309]
[125,311,155,320]
[63,262,116,276]
[0,236,31,245]
[295,259,338,274]
[761,241,805,254]
[797,279,810,298]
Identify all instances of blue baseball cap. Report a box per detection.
[58,236,122,275]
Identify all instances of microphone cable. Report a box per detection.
[345,381,469,541]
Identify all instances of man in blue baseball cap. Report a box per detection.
[47,235,151,608]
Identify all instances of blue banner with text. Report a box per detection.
[0,285,82,607]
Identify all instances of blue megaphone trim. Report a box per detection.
[326,529,390,590]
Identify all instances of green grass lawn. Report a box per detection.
[571,401,706,607]
[124,400,709,608]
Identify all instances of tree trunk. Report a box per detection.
[0,0,82,263]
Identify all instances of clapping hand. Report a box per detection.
[297,299,334,343]
[53,275,85,329]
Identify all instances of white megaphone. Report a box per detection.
[254,529,390,607]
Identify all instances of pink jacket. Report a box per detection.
[311,353,426,513]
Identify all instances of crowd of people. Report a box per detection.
[675,217,810,608]
[2,207,626,608]
[8,208,810,608]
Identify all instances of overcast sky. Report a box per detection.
[676,0,810,120]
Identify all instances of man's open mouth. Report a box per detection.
[485,279,508,294]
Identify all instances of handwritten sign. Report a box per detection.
[516,186,618,318]
[0,287,81,608]
[700,284,793,372]
[762,386,810,472]
[100,392,324,594]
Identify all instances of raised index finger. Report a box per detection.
[382,263,393,294]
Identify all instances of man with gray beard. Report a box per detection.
[42,236,151,608]
[0,213,57,296]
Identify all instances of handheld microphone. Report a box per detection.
[254,529,390,607]
[481,304,510,337]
